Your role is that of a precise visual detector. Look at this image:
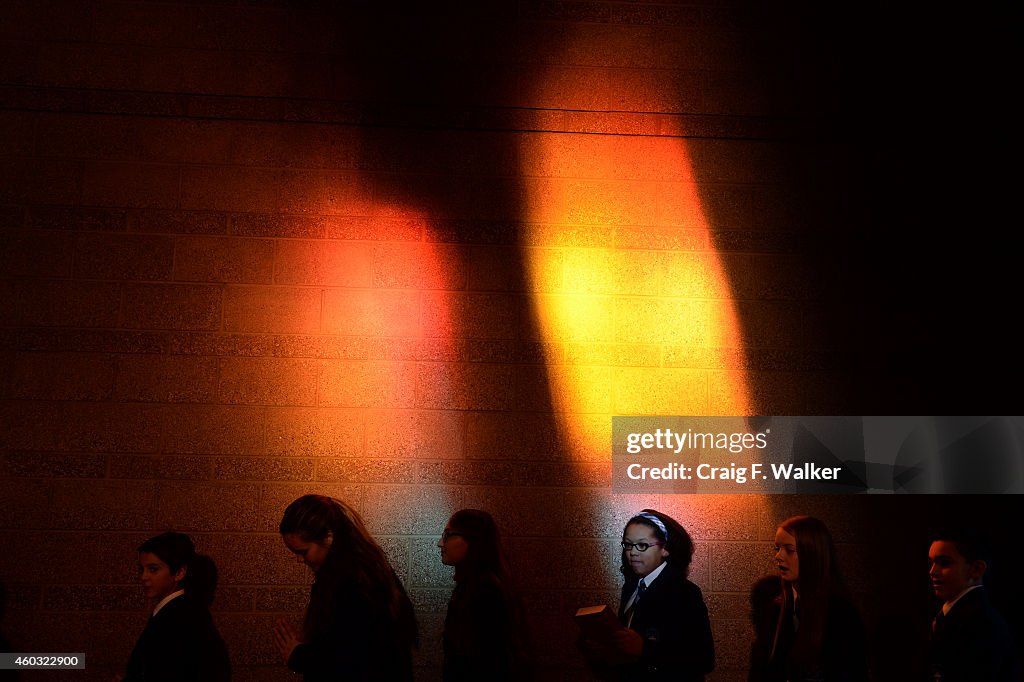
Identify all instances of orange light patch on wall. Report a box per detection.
[311,205,465,530]
[521,134,751,441]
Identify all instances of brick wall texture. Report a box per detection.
[0,2,1015,681]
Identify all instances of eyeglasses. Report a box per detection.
[441,530,464,543]
[621,541,663,552]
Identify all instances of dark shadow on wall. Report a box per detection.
[708,4,1020,677]
[686,5,1021,680]
[696,3,1017,415]
[326,4,584,675]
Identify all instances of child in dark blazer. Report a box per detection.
[437,509,531,681]
[117,532,230,682]
[749,515,867,682]
[582,509,714,681]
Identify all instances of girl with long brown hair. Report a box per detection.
[749,515,867,682]
[273,495,418,681]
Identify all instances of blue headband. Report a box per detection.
[635,512,668,540]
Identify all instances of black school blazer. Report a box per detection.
[617,562,715,682]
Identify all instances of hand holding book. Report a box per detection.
[575,604,639,668]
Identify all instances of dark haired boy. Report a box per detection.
[927,529,1019,681]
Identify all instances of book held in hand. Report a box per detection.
[574,604,623,641]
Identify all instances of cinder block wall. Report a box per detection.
[1,2,1014,681]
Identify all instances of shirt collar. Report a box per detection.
[943,584,982,615]
[624,560,669,615]
[152,589,185,616]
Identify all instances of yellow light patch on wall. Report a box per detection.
[521,134,752,461]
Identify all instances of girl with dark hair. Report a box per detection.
[116,531,231,682]
[749,515,867,682]
[437,509,531,681]
[583,508,714,681]
[272,494,418,681]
